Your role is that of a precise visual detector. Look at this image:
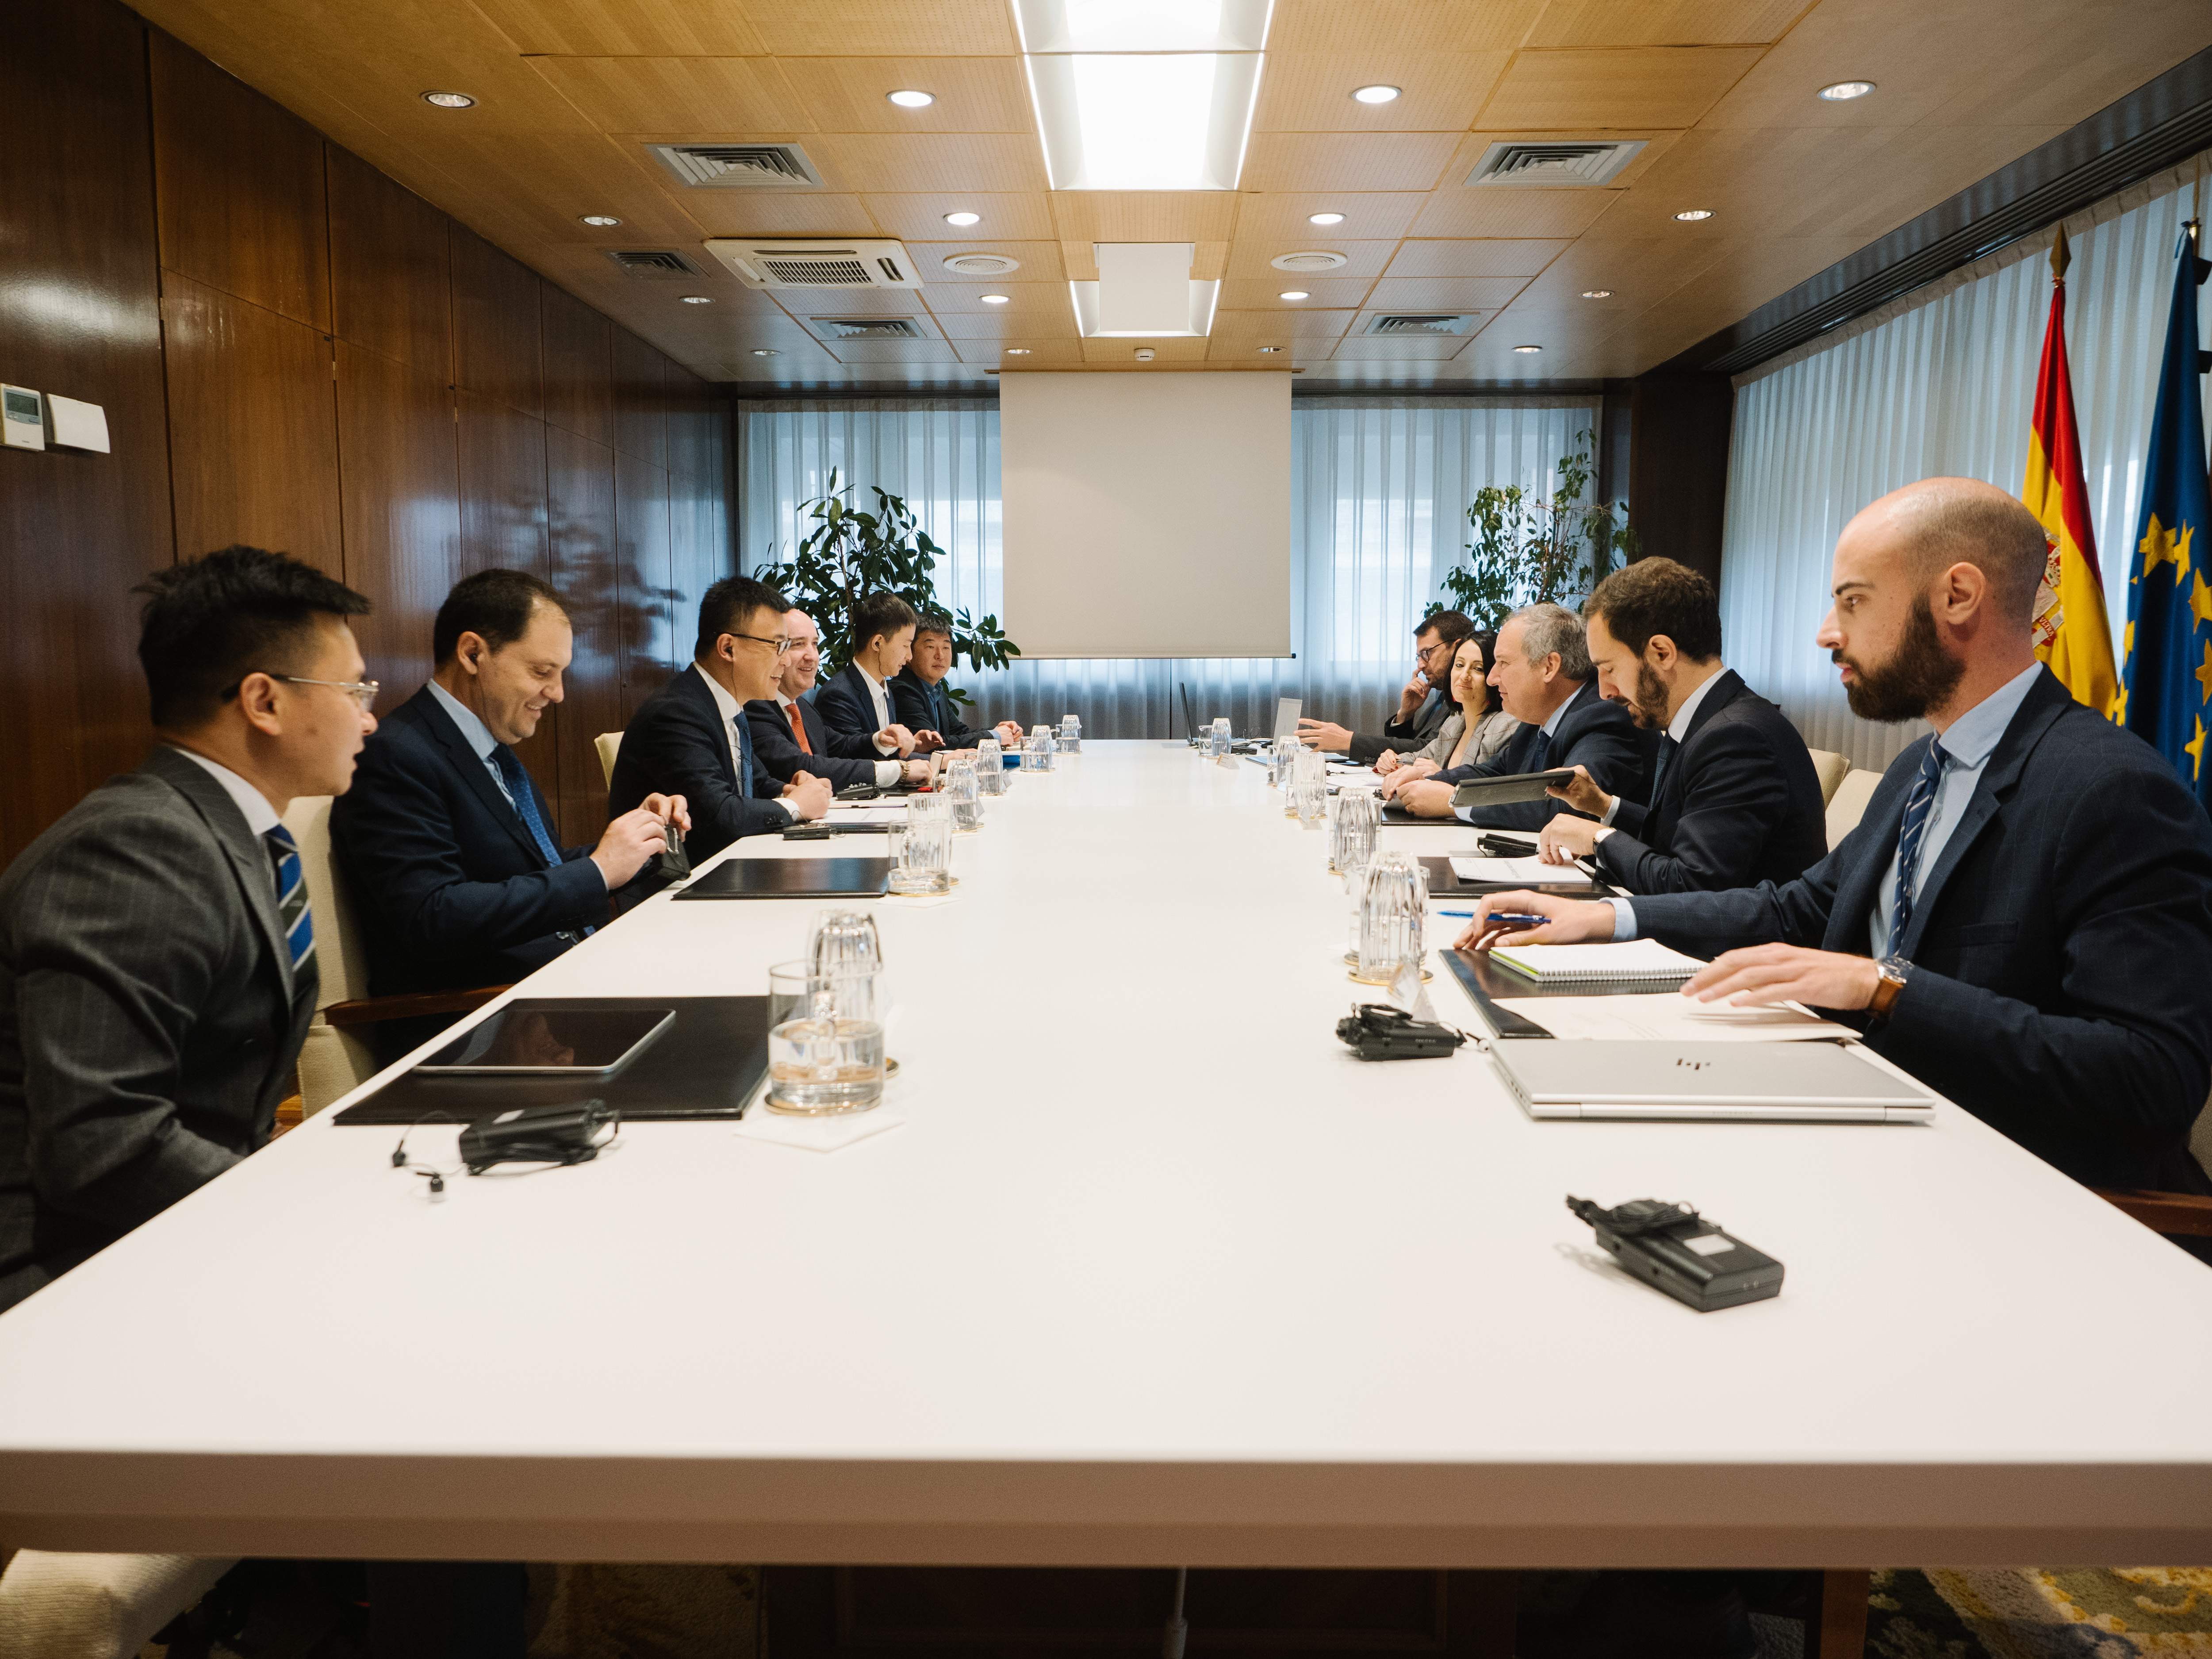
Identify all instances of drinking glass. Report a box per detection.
[807,909,883,993]
[1025,725,1057,772]
[974,735,1006,795]
[1356,851,1429,987]
[944,754,982,832]
[1058,714,1081,754]
[1269,732,1299,788]
[886,794,953,894]
[766,984,885,1116]
[1330,787,1380,876]
[1208,716,1232,761]
[1293,770,1328,829]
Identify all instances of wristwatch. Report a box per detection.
[1867,956,1911,1021]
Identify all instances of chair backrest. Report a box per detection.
[279,796,368,1011]
[1824,768,1882,851]
[595,731,622,788]
[1805,747,1851,806]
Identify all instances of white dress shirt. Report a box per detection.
[1597,662,1729,829]
[777,692,898,786]
[697,664,799,820]
[170,747,280,839]
[855,664,900,754]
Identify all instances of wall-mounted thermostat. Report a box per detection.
[2,386,45,451]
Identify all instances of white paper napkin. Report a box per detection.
[735,1101,907,1152]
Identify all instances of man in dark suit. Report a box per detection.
[333,570,685,1024]
[749,607,931,791]
[1386,602,1643,829]
[813,592,924,757]
[1535,558,1827,893]
[1459,478,2212,1197]
[891,613,1026,752]
[0,545,375,1313]
[611,577,834,863]
[1297,609,1472,765]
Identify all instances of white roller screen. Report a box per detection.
[1000,371,1292,658]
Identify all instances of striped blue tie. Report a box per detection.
[1889,741,1950,952]
[264,825,316,975]
[492,745,561,865]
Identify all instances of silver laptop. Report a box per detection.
[1486,1039,1939,1122]
[1272,696,1302,739]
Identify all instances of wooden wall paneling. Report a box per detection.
[611,329,669,469]
[336,342,461,710]
[161,273,343,572]
[541,282,614,447]
[546,426,623,841]
[1627,372,1734,588]
[456,390,550,578]
[613,451,676,725]
[0,0,173,864]
[327,146,452,377]
[148,30,330,330]
[451,228,543,420]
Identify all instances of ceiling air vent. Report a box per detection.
[813,317,925,340]
[703,238,921,289]
[1464,140,1646,188]
[1271,250,1348,272]
[603,249,705,279]
[1365,313,1475,336]
[647,142,824,189]
[942,252,1021,276]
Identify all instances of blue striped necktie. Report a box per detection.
[264,825,316,975]
[1889,741,1950,951]
[492,744,561,865]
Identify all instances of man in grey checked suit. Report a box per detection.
[0,545,376,1313]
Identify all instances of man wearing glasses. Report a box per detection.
[1296,609,1474,765]
[609,574,834,867]
[333,569,689,1057]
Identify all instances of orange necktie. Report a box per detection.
[786,701,812,754]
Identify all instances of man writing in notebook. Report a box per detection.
[1456,477,2212,1196]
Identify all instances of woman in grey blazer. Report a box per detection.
[1375,630,1520,778]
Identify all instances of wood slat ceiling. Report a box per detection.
[131,0,2212,389]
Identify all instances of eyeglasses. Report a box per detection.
[270,674,381,710]
[727,631,795,655]
[1416,640,1454,663]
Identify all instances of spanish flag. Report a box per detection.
[2022,226,2119,715]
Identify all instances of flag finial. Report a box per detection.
[2051,224,2072,284]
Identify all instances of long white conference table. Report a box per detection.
[2,741,2211,1575]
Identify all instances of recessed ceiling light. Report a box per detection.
[1351,84,1401,104]
[680,295,713,304]
[1581,289,1613,299]
[1005,348,1032,355]
[1024,30,1263,190]
[943,211,981,227]
[752,349,779,357]
[1279,290,1309,301]
[1818,80,1877,101]
[421,91,475,109]
[981,293,1011,305]
[579,214,621,227]
[1134,348,1155,361]
[1674,209,1714,222]
[1307,211,1345,226]
[1257,346,1284,353]
[1512,344,1542,353]
[888,88,935,108]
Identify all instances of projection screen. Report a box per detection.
[1000,372,1292,659]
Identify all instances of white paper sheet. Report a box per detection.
[1447,855,1591,887]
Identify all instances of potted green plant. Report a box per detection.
[760,469,1021,704]
[1438,432,1637,629]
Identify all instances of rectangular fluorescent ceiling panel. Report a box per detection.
[1071,243,1219,336]
[1014,0,1271,191]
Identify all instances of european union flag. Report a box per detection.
[2121,228,2212,804]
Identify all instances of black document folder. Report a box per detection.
[673,856,890,899]
[332,996,769,1124]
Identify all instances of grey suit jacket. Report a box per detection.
[0,747,314,1312]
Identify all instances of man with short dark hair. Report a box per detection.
[891,614,1025,752]
[1387,602,1642,828]
[612,577,835,863]
[333,569,687,1028]
[1298,609,1473,764]
[815,592,923,753]
[748,609,931,791]
[0,546,375,1311]
[1535,558,1828,893]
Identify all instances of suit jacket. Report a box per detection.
[892,666,985,748]
[1634,668,2212,1193]
[1438,680,1645,830]
[0,748,314,1311]
[747,695,881,790]
[1592,670,1828,895]
[331,686,609,999]
[609,666,792,865]
[814,663,897,749]
[1348,687,1450,767]
[1407,708,1522,771]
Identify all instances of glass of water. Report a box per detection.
[1026,725,1057,771]
[1208,716,1232,761]
[886,793,953,894]
[974,734,1006,795]
[1330,787,1380,875]
[766,968,885,1116]
[944,754,982,832]
[1059,713,1081,754]
[1356,850,1428,987]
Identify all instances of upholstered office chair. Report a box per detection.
[1823,769,1881,851]
[596,730,622,787]
[1804,748,1851,806]
[0,1550,234,1659]
[280,796,510,1117]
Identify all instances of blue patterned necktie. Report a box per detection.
[491,745,561,865]
[264,825,316,975]
[732,717,755,799]
[1526,729,1552,773]
[1888,741,1950,951]
[1652,733,1680,796]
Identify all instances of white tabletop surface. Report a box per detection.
[3,741,2210,1567]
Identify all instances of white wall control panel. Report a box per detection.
[1,386,45,451]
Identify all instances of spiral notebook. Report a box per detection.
[1487,940,1703,989]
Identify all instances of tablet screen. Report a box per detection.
[417,1007,674,1073]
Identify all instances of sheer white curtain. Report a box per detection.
[738,396,1597,737]
[1723,158,2212,770]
